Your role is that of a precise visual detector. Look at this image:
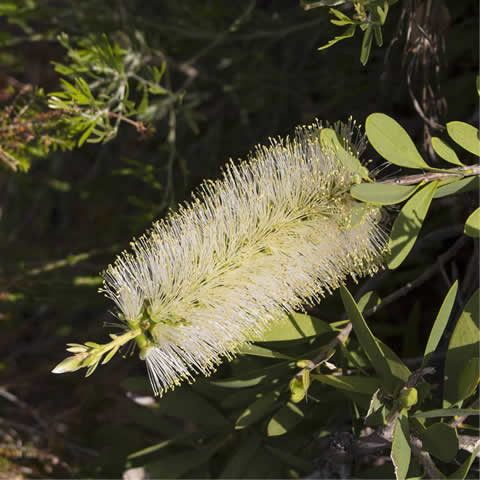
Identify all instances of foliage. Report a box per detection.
[0,0,478,478]
[303,0,400,65]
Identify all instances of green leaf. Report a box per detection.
[320,128,367,177]
[147,438,225,478]
[360,26,373,65]
[264,445,314,473]
[220,435,263,478]
[156,388,229,430]
[423,281,458,367]
[377,2,389,24]
[464,207,480,238]
[350,182,420,205]
[340,286,392,383]
[211,361,293,389]
[412,408,480,419]
[449,443,480,479]
[366,113,431,169]
[387,181,439,269]
[444,290,480,407]
[128,432,194,460]
[267,402,304,436]
[434,175,479,199]
[366,388,387,426]
[238,343,293,360]
[431,137,463,166]
[329,7,355,24]
[318,24,356,50]
[357,290,381,313]
[78,122,97,147]
[261,313,331,342]
[457,357,480,402]
[447,121,480,156]
[391,409,411,480]
[422,422,458,463]
[378,340,411,384]
[374,25,383,47]
[311,374,382,395]
[220,385,266,410]
[235,391,280,430]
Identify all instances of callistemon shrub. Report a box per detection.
[53,121,388,396]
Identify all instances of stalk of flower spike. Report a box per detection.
[53,121,388,396]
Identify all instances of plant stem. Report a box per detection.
[379,164,480,186]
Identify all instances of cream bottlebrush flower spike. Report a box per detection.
[53,120,387,396]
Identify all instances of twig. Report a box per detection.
[364,236,468,318]
[379,164,480,186]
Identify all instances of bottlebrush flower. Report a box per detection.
[53,121,387,396]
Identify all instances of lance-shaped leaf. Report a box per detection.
[388,181,439,269]
[431,137,463,166]
[320,128,368,178]
[447,121,480,156]
[391,409,411,480]
[235,390,280,430]
[261,313,331,342]
[311,374,382,395]
[434,175,479,199]
[464,207,480,238]
[350,182,420,205]
[340,286,392,385]
[366,113,430,169]
[238,344,293,360]
[412,408,480,419]
[444,290,480,407]
[267,402,304,437]
[423,281,458,367]
[360,25,373,66]
[318,24,356,50]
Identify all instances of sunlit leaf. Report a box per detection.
[464,207,480,238]
[235,390,280,430]
[261,313,331,342]
[318,24,356,50]
[431,137,463,166]
[434,175,479,198]
[447,121,480,156]
[357,290,381,313]
[350,182,420,205]
[387,181,439,269]
[391,409,411,480]
[366,113,430,169]
[320,128,368,177]
[423,281,458,367]
[444,290,480,407]
[311,373,382,395]
[340,286,392,384]
[238,344,293,360]
[457,357,480,402]
[267,402,304,436]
